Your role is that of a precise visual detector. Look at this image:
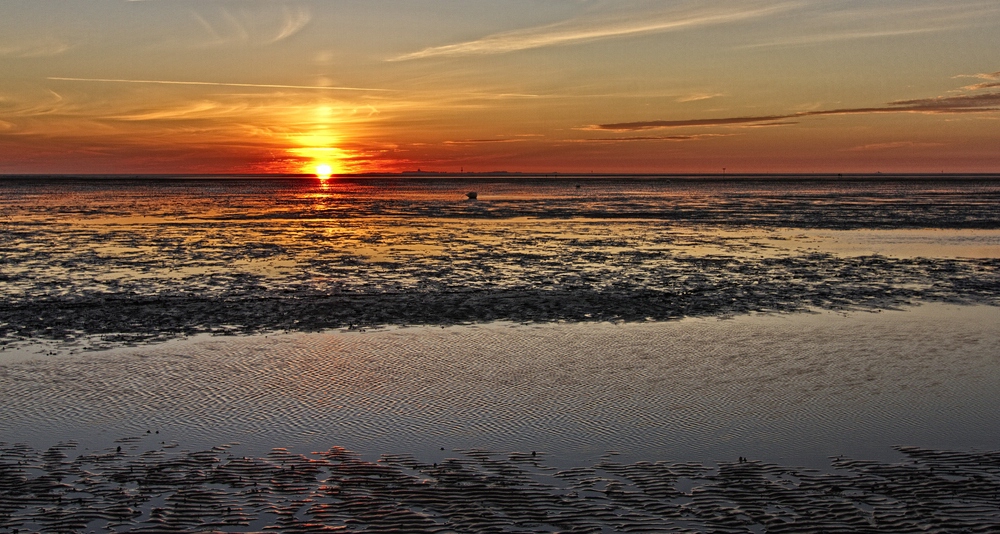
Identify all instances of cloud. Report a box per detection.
[592,92,1000,131]
[844,141,946,152]
[594,115,793,130]
[955,70,1000,90]
[188,4,310,47]
[962,82,1000,91]
[741,3,1000,50]
[743,121,798,127]
[1,90,69,118]
[443,138,524,145]
[47,77,391,93]
[577,134,733,142]
[271,5,311,43]
[955,70,1000,80]
[110,101,246,121]
[445,92,542,101]
[0,39,72,58]
[676,92,724,103]
[389,3,795,61]
[889,92,1000,109]
[740,27,950,49]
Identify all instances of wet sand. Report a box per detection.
[3,176,1000,531]
[2,305,1000,531]
[3,440,999,533]
[2,223,998,351]
[3,176,999,349]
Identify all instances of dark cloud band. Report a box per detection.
[595,92,1000,131]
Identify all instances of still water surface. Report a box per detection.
[1,175,998,468]
[1,304,998,470]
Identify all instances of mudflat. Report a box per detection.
[2,305,1000,531]
[2,175,1000,531]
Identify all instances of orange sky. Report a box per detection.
[2,1,999,174]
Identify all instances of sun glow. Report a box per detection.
[291,144,347,175]
[291,119,351,176]
[286,105,397,176]
[315,163,333,179]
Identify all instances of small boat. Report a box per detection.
[466,191,478,200]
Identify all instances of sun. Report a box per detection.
[315,163,333,179]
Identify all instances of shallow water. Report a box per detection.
[2,176,999,347]
[3,176,999,462]
[4,175,1000,226]
[3,176,1000,530]
[3,303,998,471]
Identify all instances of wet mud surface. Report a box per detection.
[4,175,1000,228]
[3,177,1000,531]
[2,259,998,351]
[3,234,999,350]
[2,439,999,533]
[2,176,999,349]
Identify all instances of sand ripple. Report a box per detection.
[2,306,999,466]
[2,440,999,532]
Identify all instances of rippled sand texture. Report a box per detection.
[2,176,999,347]
[3,305,999,467]
[2,440,999,533]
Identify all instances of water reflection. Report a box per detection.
[5,176,1000,226]
[1,176,998,344]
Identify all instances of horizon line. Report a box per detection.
[3,171,999,179]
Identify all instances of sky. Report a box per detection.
[1,0,999,175]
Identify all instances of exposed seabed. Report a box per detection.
[3,439,999,533]
[2,304,1000,532]
[3,177,1000,531]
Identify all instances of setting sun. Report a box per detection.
[316,164,333,179]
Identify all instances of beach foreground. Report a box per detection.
[3,304,1000,532]
[3,440,999,532]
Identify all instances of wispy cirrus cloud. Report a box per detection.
[844,141,946,152]
[188,4,310,46]
[963,82,1000,90]
[961,70,1000,80]
[592,92,1000,131]
[443,138,525,145]
[676,92,724,103]
[739,27,950,49]
[47,77,391,93]
[1,90,71,118]
[955,70,1000,90]
[593,115,795,130]
[0,39,72,58]
[109,101,249,122]
[271,5,311,43]
[389,3,796,61]
[741,2,1000,49]
[577,133,733,142]
[889,92,1000,109]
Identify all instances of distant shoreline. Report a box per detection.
[3,172,1000,180]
